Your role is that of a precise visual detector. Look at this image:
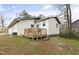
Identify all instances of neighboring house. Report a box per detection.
[7,16,60,36]
[0,26,7,33]
[72,19,79,32]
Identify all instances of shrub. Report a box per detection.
[60,30,79,39]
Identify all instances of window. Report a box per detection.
[43,23,46,26]
[37,24,39,28]
[42,22,46,26]
[31,24,34,27]
[56,23,58,28]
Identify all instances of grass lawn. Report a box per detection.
[0,35,79,55]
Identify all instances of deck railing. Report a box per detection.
[24,28,47,38]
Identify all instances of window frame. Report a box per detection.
[56,23,58,28]
[31,24,34,28]
[42,22,46,26]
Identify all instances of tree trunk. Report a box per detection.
[66,4,72,38]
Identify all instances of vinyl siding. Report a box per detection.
[17,20,34,35]
[48,18,59,35]
[72,20,79,32]
[8,20,34,35]
[8,18,60,35]
[8,23,17,34]
[35,18,60,35]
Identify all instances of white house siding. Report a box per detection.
[8,18,60,35]
[48,18,59,35]
[17,20,34,35]
[35,18,59,35]
[35,20,49,34]
[8,23,17,34]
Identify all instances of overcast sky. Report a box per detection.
[0,4,79,26]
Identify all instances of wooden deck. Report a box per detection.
[24,28,48,40]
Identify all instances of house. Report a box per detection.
[7,17,39,35]
[72,19,79,32]
[35,17,60,36]
[0,26,7,33]
[7,16,60,36]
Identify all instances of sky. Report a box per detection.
[0,4,79,26]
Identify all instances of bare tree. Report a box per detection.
[18,10,32,19]
[66,4,72,37]
[55,4,72,38]
[37,14,45,18]
[55,4,67,24]
[66,4,72,29]
[0,12,5,27]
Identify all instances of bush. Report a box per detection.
[60,31,79,39]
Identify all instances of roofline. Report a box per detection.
[36,17,60,24]
[7,18,35,28]
[7,16,60,28]
[72,19,79,24]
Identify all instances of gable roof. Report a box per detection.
[7,17,41,28]
[72,19,79,24]
[7,18,20,28]
[7,16,60,28]
[35,17,60,24]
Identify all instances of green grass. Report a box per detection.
[57,37,79,48]
[0,35,79,54]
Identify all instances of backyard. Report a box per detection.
[0,35,79,55]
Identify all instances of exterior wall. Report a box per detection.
[35,20,48,29]
[35,20,49,34]
[35,18,60,35]
[72,20,79,32]
[8,27,12,34]
[8,23,17,34]
[17,20,34,35]
[8,20,34,35]
[8,18,60,35]
[48,18,60,35]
